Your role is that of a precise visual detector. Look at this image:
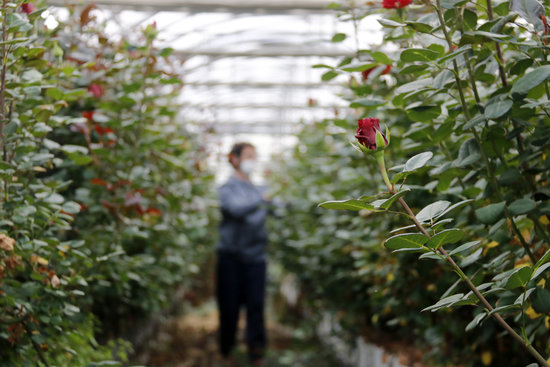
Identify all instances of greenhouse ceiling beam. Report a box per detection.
[183,81,343,88]
[46,0,335,14]
[182,103,344,109]
[175,49,354,58]
[199,124,299,135]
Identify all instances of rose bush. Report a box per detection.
[269,0,550,365]
[0,2,216,365]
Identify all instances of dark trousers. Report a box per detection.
[216,251,267,361]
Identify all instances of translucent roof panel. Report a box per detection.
[46,0,384,181]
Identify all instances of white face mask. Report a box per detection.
[240,159,257,175]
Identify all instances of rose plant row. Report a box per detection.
[0,2,217,366]
[269,0,550,365]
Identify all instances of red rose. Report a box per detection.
[145,207,162,216]
[88,83,105,98]
[82,111,94,121]
[361,67,375,81]
[355,118,387,150]
[382,0,411,8]
[93,124,114,135]
[21,3,35,14]
[362,65,392,81]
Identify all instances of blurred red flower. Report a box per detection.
[382,0,411,8]
[82,111,94,121]
[361,65,392,81]
[93,124,114,135]
[21,3,35,14]
[88,83,105,98]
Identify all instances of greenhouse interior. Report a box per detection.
[1,0,550,366]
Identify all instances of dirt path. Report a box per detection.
[132,302,344,367]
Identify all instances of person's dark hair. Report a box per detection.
[229,142,254,159]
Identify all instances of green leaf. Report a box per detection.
[15,205,37,217]
[508,198,536,215]
[534,249,550,269]
[454,138,481,167]
[475,202,506,224]
[4,120,19,136]
[511,65,550,95]
[406,104,441,121]
[385,233,429,251]
[319,199,375,211]
[331,33,347,42]
[485,99,513,119]
[436,45,471,65]
[440,0,467,8]
[532,288,550,313]
[436,199,474,219]
[312,64,333,69]
[416,201,451,223]
[405,21,433,33]
[465,312,486,331]
[46,88,64,100]
[399,64,429,75]
[395,78,433,95]
[422,293,465,312]
[426,229,464,249]
[61,145,88,155]
[400,48,440,62]
[22,69,43,83]
[377,18,404,27]
[463,9,478,30]
[505,266,532,289]
[341,62,378,72]
[449,241,481,256]
[463,114,486,130]
[378,189,410,209]
[370,51,391,65]
[404,152,433,172]
[322,70,339,81]
[531,262,550,282]
[510,0,545,31]
[349,98,385,108]
[61,201,81,214]
[159,47,174,57]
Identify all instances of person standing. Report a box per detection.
[216,142,269,366]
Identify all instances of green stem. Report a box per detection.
[0,0,8,203]
[23,321,50,367]
[485,0,508,87]
[375,151,393,191]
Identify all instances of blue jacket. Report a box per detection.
[217,175,268,263]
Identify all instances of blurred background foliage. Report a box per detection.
[0,2,217,365]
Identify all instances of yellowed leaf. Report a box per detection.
[51,274,60,288]
[0,234,15,251]
[481,351,492,366]
[526,306,542,319]
[30,254,48,266]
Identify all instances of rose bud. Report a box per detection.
[355,118,389,151]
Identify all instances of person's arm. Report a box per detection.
[219,185,264,218]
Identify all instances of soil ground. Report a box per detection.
[131,301,347,367]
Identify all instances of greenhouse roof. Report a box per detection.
[45,0,382,179]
